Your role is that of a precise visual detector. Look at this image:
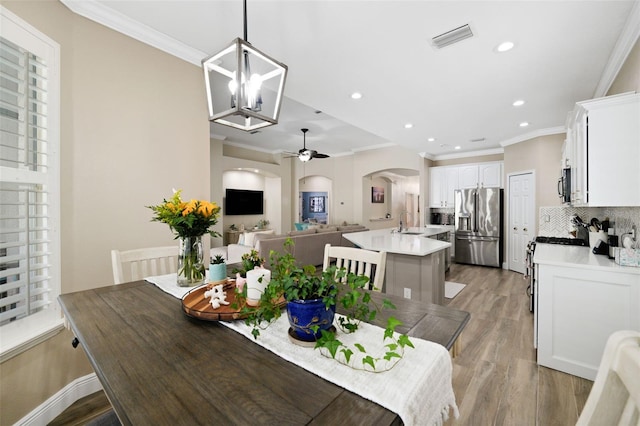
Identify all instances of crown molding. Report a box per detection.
[500,126,565,147]
[593,0,640,97]
[431,147,504,161]
[60,0,206,66]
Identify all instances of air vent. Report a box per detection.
[470,137,486,143]
[249,130,261,135]
[431,24,473,49]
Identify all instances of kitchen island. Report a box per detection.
[343,227,451,305]
[534,243,640,380]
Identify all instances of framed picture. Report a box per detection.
[309,196,325,213]
[371,186,384,203]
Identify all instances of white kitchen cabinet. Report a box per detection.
[458,165,478,189]
[536,250,640,380]
[459,163,502,189]
[566,92,640,206]
[479,163,502,187]
[429,166,458,208]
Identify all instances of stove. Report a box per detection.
[535,236,588,246]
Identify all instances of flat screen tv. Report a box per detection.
[225,188,264,215]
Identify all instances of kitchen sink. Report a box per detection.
[400,231,424,235]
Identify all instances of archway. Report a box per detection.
[298,175,332,225]
[362,168,420,230]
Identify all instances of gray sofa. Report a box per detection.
[254,225,368,268]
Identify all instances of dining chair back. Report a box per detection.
[576,330,640,426]
[111,246,178,284]
[322,244,387,291]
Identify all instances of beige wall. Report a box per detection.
[607,38,640,95]
[1,1,210,423]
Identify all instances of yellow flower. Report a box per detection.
[182,199,197,216]
[148,189,221,239]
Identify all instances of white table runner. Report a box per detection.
[145,273,458,425]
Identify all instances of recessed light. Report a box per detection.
[496,41,515,52]
[513,100,525,107]
[351,92,362,100]
[454,146,461,150]
[519,122,529,127]
[404,123,413,129]
[427,137,436,142]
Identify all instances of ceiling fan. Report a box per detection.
[285,128,330,162]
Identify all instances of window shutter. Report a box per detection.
[0,36,53,325]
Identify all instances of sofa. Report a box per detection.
[210,224,368,268]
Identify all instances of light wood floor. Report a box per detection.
[50,263,593,425]
[444,263,592,425]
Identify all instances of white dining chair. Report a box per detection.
[576,330,640,426]
[111,246,178,284]
[322,244,387,291]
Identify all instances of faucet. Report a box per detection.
[398,211,412,232]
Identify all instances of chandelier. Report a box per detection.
[202,0,288,131]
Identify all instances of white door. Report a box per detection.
[508,172,535,274]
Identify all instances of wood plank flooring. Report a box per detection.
[444,263,593,425]
[50,263,592,425]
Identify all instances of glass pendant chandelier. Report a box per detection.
[202,0,288,131]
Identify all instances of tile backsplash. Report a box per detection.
[539,206,639,238]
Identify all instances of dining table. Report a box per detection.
[58,277,470,425]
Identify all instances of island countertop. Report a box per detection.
[343,227,451,256]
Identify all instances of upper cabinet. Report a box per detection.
[430,166,459,208]
[566,92,640,206]
[459,163,503,188]
[430,161,503,208]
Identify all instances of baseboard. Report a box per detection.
[16,373,103,426]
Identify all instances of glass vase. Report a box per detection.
[177,236,205,287]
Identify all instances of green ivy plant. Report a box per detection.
[239,238,414,371]
[314,317,415,372]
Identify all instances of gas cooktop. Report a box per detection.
[535,236,588,246]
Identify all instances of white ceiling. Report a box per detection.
[63,0,639,159]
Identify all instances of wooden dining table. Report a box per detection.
[59,279,469,425]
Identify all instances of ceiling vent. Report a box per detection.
[431,24,473,49]
[470,137,486,143]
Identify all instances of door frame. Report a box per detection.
[506,170,536,272]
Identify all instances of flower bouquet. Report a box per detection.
[148,190,221,286]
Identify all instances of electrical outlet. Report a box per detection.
[403,288,411,299]
[544,214,551,223]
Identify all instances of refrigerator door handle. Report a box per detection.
[473,190,479,233]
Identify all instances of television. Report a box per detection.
[225,188,264,215]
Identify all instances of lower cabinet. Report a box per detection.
[536,264,639,380]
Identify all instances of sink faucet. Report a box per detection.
[398,211,412,232]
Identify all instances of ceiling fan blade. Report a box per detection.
[313,153,330,159]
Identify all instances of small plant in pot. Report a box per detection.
[208,254,226,282]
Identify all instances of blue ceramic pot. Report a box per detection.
[286,299,335,342]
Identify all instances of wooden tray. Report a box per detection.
[181,280,285,321]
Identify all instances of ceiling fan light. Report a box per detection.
[299,150,312,162]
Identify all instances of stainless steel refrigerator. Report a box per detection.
[454,188,503,267]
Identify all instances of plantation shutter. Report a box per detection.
[0,36,53,325]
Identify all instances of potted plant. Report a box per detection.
[233,249,265,278]
[241,239,414,370]
[243,238,342,341]
[209,254,226,282]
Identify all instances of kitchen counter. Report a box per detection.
[534,243,640,274]
[343,227,450,305]
[534,242,640,380]
[343,227,451,256]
